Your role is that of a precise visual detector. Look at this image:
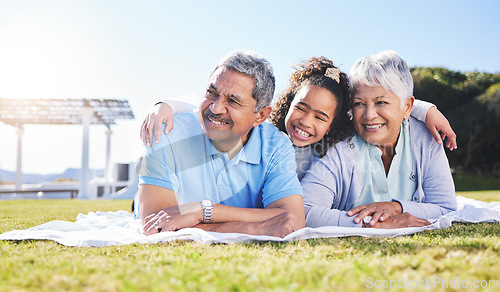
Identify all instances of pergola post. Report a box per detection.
[79,106,94,199]
[104,128,112,197]
[15,126,24,190]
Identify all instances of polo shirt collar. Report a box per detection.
[236,127,262,165]
[202,126,262,165]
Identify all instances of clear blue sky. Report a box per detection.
[1,0,499,174]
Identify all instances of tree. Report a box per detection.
[411,67,500,176]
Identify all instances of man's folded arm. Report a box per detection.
[138,184,179,225]
[139,183,304,237]
[195,195,304,237]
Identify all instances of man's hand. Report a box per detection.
[238,211,301,238]
[348,201,402,226]
[140,102,174,146]
[366,212,431,229]
[142,202,202,235]
[425,106,457,150]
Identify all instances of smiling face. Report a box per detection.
[198,68,269,152]
[284,84,338,147]
[352,85,413,149]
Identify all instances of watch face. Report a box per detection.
[202,200,212,208]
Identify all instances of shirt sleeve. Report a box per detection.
[261,142,303,208]
[410,99,435,122]
[156,99,197,114]
[301,147,362,228]
[138,126,180,193]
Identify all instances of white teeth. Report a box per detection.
[365,124,384,129]
[208,116,228,125]
[294,126,311,137]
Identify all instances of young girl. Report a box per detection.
[140,56,456,180]
[269,57,354,180]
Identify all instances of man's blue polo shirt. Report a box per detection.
[135,111,302,218]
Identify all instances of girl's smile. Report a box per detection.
[285,84,338,147]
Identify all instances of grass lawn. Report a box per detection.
[1,191,499,291]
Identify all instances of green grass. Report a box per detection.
[1,191,499,291]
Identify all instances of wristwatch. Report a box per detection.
[201,200,213,223]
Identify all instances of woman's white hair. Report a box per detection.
[349,50,413,108]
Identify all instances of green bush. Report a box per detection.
[412,67,500,176]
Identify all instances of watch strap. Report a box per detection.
[201,200,213,223]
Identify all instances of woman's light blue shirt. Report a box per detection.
[351,119,416,208]
[302,117,457,228]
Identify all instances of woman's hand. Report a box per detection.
[348,201,403,226]
[365,212,430,229]
[425,106,457,150]
[140,103,174,146]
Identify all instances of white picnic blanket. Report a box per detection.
[1,196,499,247]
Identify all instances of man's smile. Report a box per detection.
[204,111,232,126]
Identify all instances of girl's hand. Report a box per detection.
[140,103,174,146]
[425,106,457,150]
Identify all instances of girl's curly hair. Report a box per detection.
[270,56,354,157]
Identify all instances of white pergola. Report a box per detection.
[0,98,134,199]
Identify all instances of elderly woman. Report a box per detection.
[302,50,457,228]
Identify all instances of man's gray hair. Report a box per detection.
[211,50,275,112]
[349,50,413,108]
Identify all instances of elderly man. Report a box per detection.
[135,50,304,237]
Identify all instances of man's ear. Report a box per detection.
[403,96,414,119]
[253,106,272,127]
